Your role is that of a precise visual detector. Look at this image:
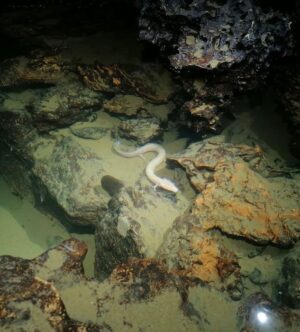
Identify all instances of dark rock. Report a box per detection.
[139,1,294,137]
[171,73,237,135]
[247,247,266,259]
[273,62,300,160]
[101,175,124,196]
[109,257,180,301]
[139,0,293,72]
[0,55,65,88]
[0,107,36,154]
[103,94,153,117]
[277,254,300,309]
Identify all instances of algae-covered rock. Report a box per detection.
[32,136,110,227]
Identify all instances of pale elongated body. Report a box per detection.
[113,142,179,193]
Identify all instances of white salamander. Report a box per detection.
[113,142,179,193]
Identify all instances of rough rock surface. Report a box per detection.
[158,214,243,300]
[139,0,296,137]
[32,136,110,226]
[118,117,163,144]
[103,94,152,117]
[0,83,103,156]
[139,0,292,72]
[170,136,300,246]
[70,126,109,140]
[103,94,172,121]
[0,239,104,331]
[176,73,242,134]
[0,239,204,331]
[78,63,175,104]
[0,103,36,156]
[95,184,189,279]
[0,55,66,88]
[31,83,103,132]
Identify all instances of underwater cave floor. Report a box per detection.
[0,10,299,329]
[1,92,300,331]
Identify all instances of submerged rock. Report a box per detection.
[0,104,36,155]
[70,126,109,140]
[32,136,110,227]
[95,184,189,279]
[169,74,235,136]
[0,82,103,154]
[118,117,163,144]
[139,1,295,137]
[78,63,175,104]
[31,83,103,132]
[0,239,104,331]
[276,250,300,309]
[101,175,124,197]
[139,1,292,72]
[157,214,242,298]
[0,239,203,331]
[103,94,173,122]
[170,136,300,246]
[103,94,152,117]
[0,55,65,88]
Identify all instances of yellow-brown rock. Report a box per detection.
[171,137,300,246]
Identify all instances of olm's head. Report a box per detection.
[160,178,179,193]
